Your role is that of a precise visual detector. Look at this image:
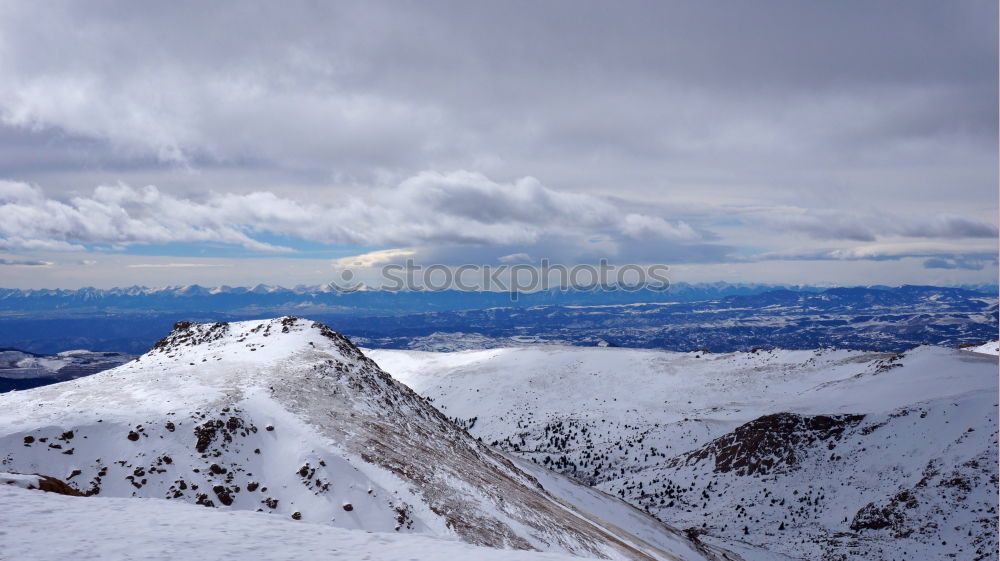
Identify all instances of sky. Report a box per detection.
[0,1,996,289]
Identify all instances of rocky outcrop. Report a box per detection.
[1,472,85,496]
[669,412,865,476]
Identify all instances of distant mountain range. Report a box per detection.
[9,282,991,316]
[3,281,811,301]
[345,285,999,353]
[0,284,995,355]
[1,282,995,316]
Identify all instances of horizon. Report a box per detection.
[2,280,998,294]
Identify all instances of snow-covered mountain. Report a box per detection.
[963,340,999,356]
[367,345,999,561]
[0,348,133,392]
[0,317,730,561]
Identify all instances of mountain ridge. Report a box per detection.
[0,317,729,561]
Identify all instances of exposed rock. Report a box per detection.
[671,412,865,476]
[1,472,84,497]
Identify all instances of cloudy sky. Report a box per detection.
[0,1,996,289]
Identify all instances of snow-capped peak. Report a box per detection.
[0,318,724,561]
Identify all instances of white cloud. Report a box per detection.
[2,172,994,287]
[498,253,532,264]
[0,237,85,252]
[0,172,703,254]
[621,214,699,241]
[331,248,416,269]
[746,241,999,263]
[0,181,295,252]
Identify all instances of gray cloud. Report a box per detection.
[923,257,989,271]
[126,263,230,269]
[0,2,994,201]
[748,208,998,241]
[897,216,999,239]
[0,1,995,286]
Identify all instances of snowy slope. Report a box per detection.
[0,485,584,561]
[0,317,726,561]
[963,340,999,356]
[366,345,999,560]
